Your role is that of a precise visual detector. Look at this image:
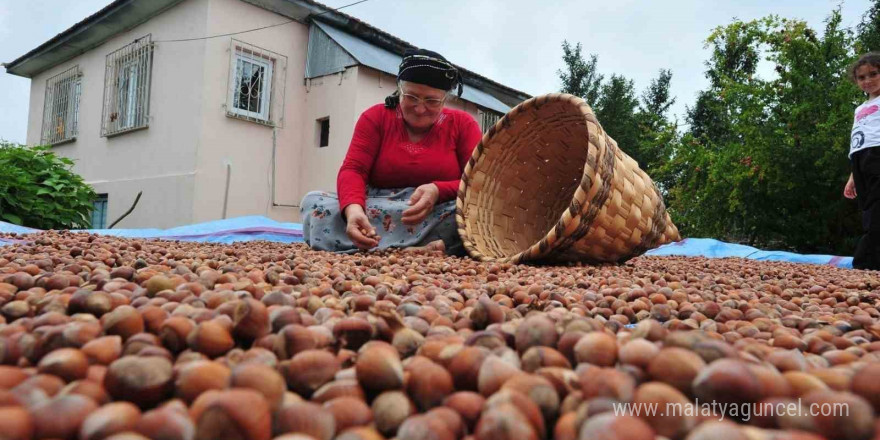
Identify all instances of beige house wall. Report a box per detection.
[25,0,211,229]
[21,0,491,229]
[191,0,308,223]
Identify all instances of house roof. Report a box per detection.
[3,0,185,78]
[4,0,530,106]
[311,21,511,114]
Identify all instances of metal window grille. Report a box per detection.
[41,66,82,145]
[478,108,501,134]
[101,35,154,137]
[226,39,287,126]
[91,194,108,229]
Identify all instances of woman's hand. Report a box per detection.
[402,183,440,225]
[845,173,857,199]
[344,204,380,249]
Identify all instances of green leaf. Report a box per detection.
[1,213,22,225]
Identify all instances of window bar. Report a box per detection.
[41,66,80,144]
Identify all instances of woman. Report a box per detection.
[301,48,482,254]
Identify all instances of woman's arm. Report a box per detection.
[337,109,383,212]
[432,115,483,201]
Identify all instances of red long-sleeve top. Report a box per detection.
[337,103,483,211]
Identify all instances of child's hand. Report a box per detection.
[844,174,857,199]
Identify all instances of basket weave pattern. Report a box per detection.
[455,93,680,264]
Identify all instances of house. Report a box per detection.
[4,0,530,229]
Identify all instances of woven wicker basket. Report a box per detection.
[455,93,680,264]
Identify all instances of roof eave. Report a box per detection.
[4,0,185,78]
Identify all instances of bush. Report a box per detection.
[0,141,97,229]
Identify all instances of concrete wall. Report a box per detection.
[26,0,210,229]
[191,0,309,223]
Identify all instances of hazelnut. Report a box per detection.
[477,354,522,397]
[501,373,560,424]
[485,389,546,438]
[280,349,340,398]
[372,390,416,436]
[174,360,231,404]
[79,401,142,440]
[37,347,89,382]
[647,347,706,395]
[232,298,270,341]
[0,405,33,440]
[82,335,123,365]
[273,324,317,360]
[355,342,404,394]
[230,363,285,411]
[573,332,618,367]
[692,359,763,417]
[0,365,30,388]
[134,403,195,440]
[312,379,367,403]
[104,355,173,409]
[632,381,694,439]
[851,362,880,412]
[475,403,539,440]
[448,346,491,391]
[397,414,456,440]
[273,401,336,440]
[443,391,485,431]
[31,394,99,439]
[521,346,572,372]
[58,379,111,405]
[101,306,145,340]
[323,396,373,432]
[514,315,558,353]
[190,388,271,440]
[577,413,654,440]
[187,320,235,358]
[333,318,374,351]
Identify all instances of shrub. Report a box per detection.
[0,141,96,229]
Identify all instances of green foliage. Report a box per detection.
[0,141,97,229]
[857,0,880,52]
[662,10,862,253]
[558,41,603,106]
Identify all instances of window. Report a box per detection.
[91,194,108,229]
[478,108,502,134]
[41,66,82,145]
[226,40,287,126]
[318,118,330,147]
[101,35,154,136]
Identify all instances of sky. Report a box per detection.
[0,0,874,144]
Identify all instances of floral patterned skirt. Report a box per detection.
[300,187,463,255]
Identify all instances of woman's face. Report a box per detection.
[856,64,880,98]
[399,82,447,131]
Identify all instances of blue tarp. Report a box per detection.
[645,238,853,269]
[0,216,303,246]
[0,217,853,268]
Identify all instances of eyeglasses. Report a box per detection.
[400,92,445,110]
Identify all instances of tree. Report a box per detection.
[663,10,862,253]
[0,141,97,229]
[636,70,678,174]
[557,41,603,105]
[857,0,880,52]
[594,75,641,164]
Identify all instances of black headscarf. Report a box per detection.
[385,48,463,108]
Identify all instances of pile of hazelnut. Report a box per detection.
[0,231,878,440]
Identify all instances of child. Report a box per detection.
[846,52,880,270]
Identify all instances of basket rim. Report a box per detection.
[455,93,609,264]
